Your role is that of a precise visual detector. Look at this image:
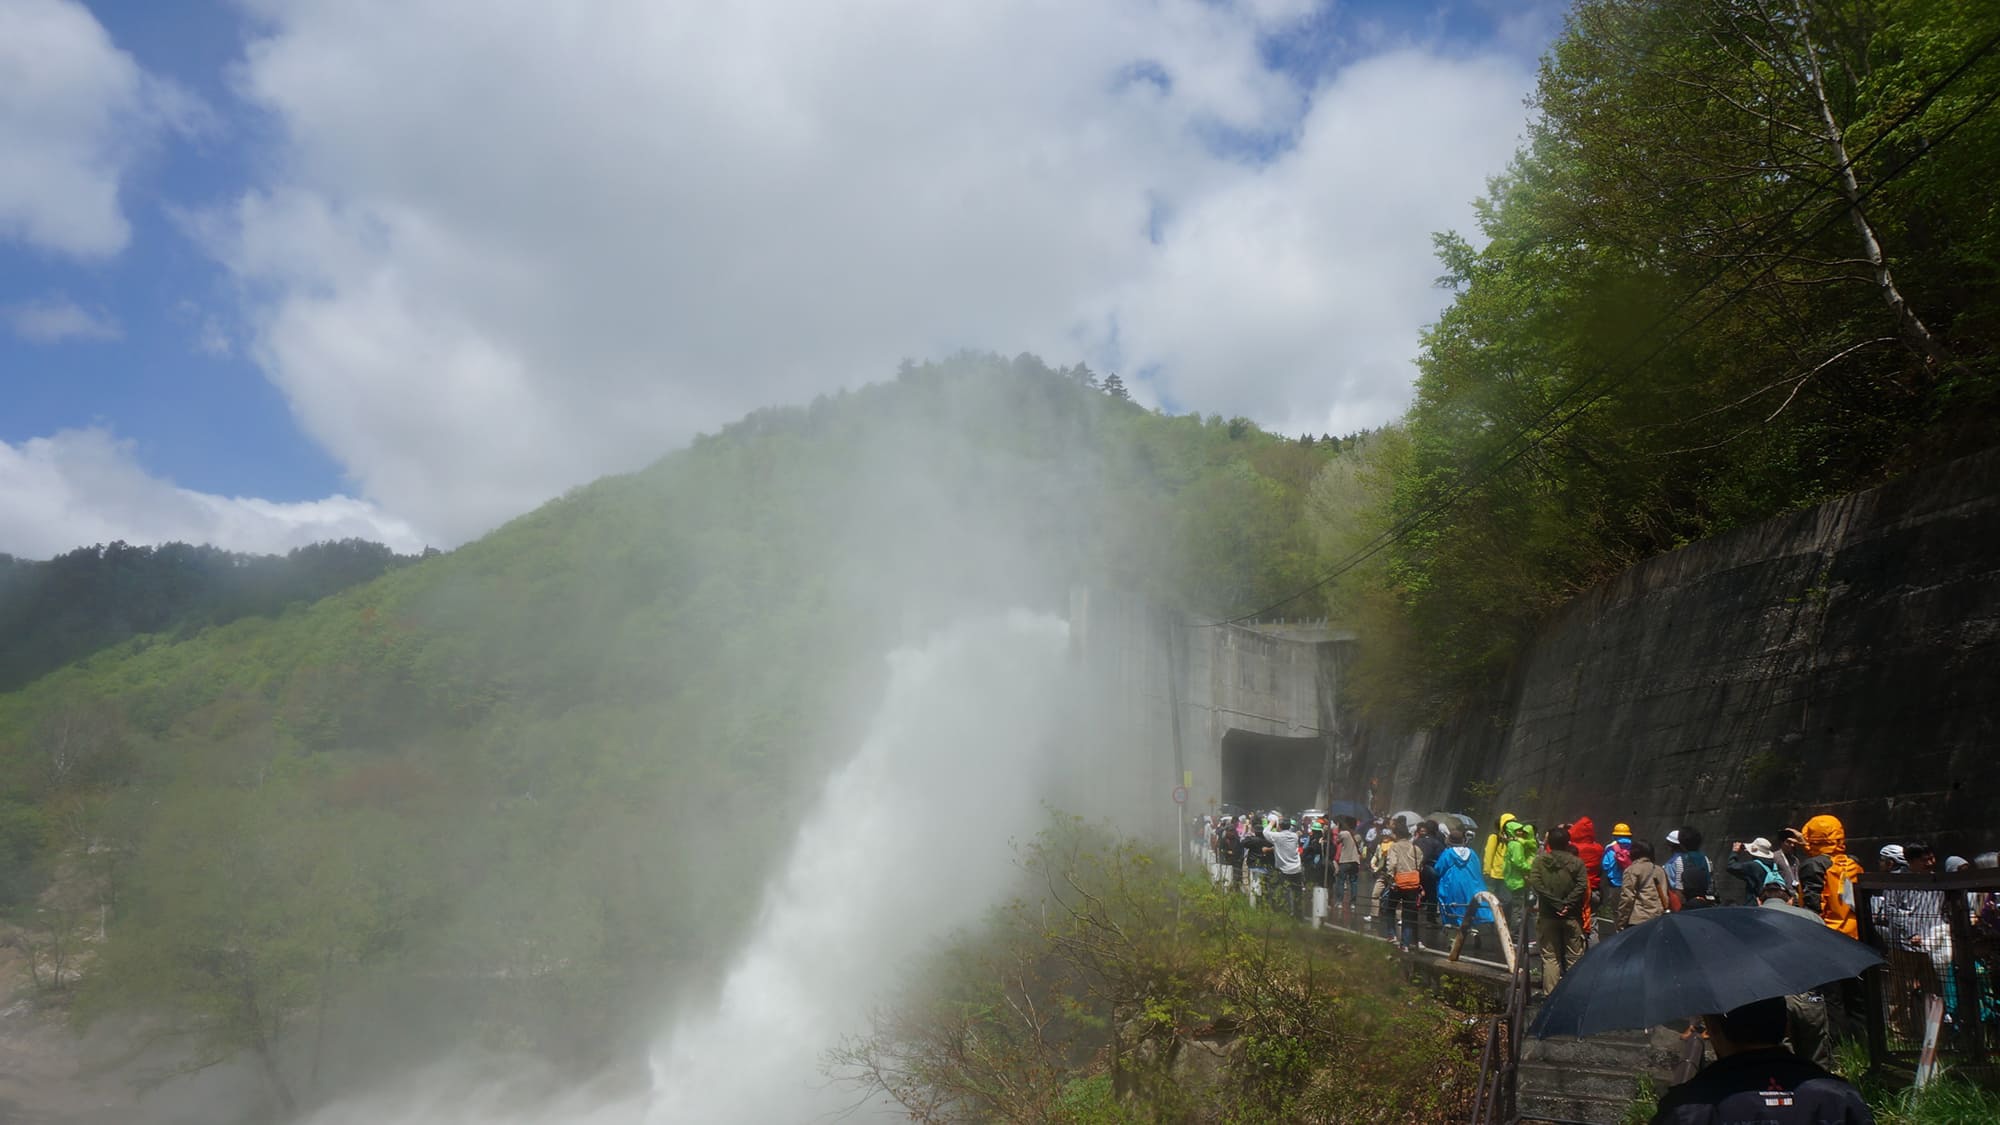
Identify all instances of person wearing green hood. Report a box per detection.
[1501,816,1537,951]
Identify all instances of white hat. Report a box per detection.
[1878,844,1906,864]
[1665,829,1682,846]
[1747,837,1775,860]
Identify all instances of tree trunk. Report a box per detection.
[310,946,333,1099]
[238,970,296,1117]
[1797,6,1949,370]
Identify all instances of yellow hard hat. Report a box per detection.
[1613,822,1632,836]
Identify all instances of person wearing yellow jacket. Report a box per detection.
[1484,812,1518,880]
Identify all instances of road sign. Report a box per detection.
[1172,786,1188,805]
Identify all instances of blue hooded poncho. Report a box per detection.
[1434,845,1495,927]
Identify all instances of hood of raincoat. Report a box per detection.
[1803,814,1847,857]
[1496,812,1517,834]
[1571,817,1599,846]
[1508,818,1536,839]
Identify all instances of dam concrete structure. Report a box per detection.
[1075,446,2000,860]
[1068,588,1365,839]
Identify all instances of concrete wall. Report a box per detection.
[1068,588,1354,834]
[1392,447,2000,861]
[1076,448,2000,860]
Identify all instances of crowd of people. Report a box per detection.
[1198,808,2000,1055]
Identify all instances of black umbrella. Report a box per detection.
[1528,906,1883,1039]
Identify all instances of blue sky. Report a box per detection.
[2,2,318,492]
[1,0,1563,557]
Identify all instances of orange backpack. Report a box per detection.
[1819,854,1864,938]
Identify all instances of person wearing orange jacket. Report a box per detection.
[1797,813,1869,1044]
[1798,815,1864,938]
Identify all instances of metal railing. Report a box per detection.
[1854,870,2000,1084]
[1471,890,1528,1125]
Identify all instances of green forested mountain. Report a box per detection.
[0,540,424,694]
[1329,0,2000,718]
[0,354,1338,1107]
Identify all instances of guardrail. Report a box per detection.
[1470,890,1527,1125]
[1853,869,1999,1084]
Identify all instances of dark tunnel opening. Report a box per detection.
[1219,727,1325,813]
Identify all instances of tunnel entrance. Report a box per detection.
[1220,728,1326,813]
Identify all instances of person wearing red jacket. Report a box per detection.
[1571,816,1607,939]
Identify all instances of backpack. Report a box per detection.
[1740,857,1776,902]
[1483,833,1507,880]
[1820,854,1864,938]
[1681,852,1712,900]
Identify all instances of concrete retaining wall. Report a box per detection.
[1395,446,2000,859]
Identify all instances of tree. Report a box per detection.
[1543,0,1960,370]
[80,768,427,1115]
[1341,0,2000,716]
[1102,372,1130,400]
[28,703,125,795]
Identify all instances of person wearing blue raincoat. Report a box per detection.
[1435,834,1496,930]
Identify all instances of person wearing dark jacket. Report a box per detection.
[1243,818,1276,904]
[1650,997,1873,1124]
[1665,826,1714,909]
[1726,838,1782,906]
[1528,826,1589,991]
[1415,821,1446,945]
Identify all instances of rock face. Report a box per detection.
[1384,446,2000,862]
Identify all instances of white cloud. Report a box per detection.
[210,0,1539,544]
[5,295,121,342]
[0,428,425,560]
[1104,50,1532,437]
[0,0,205,257]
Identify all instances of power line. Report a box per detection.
[1198,26,2000,629]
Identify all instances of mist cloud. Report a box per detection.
[208,0,1538,546]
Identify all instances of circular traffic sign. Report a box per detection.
[1171,786,1188,805]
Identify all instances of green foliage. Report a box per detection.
[1320,0,2000,720]
[830,817,1481,1122]
[1051,1074,1139,1124]
[1864,1073,2000,1125]
[0,539,419,692]
[1620,1074,1660,1125]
